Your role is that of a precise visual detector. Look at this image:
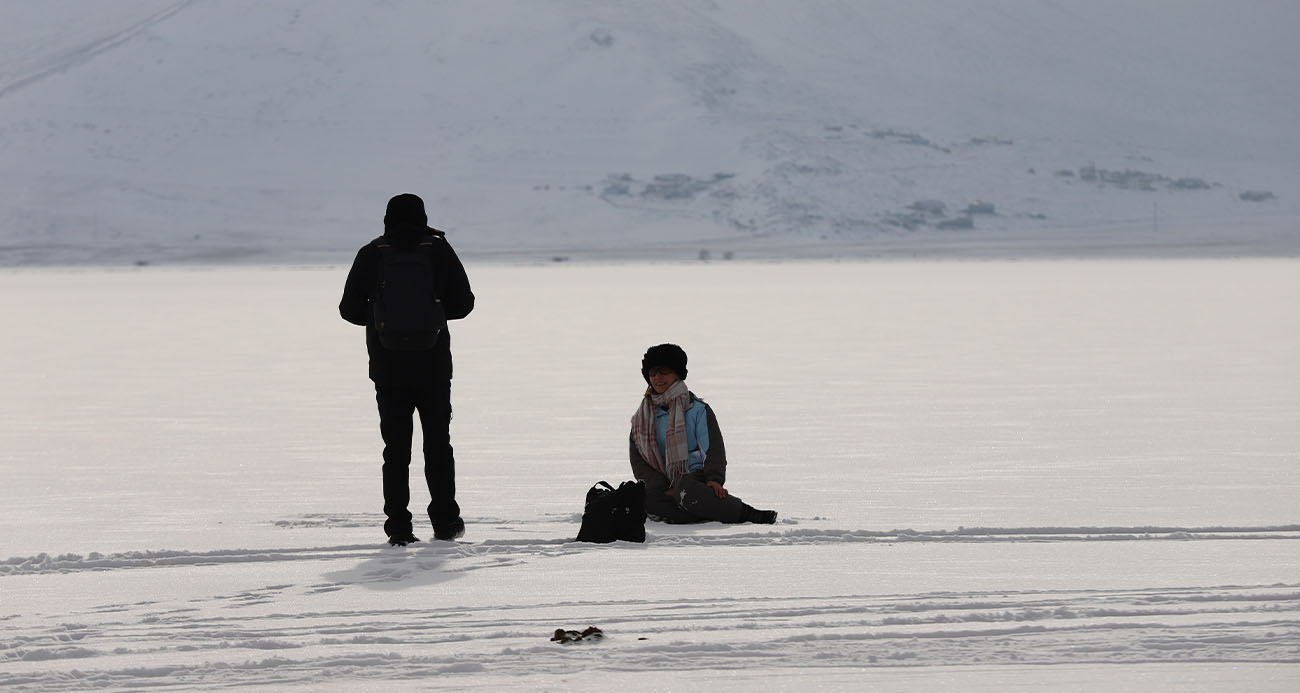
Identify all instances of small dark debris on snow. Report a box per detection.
[551,626,604,644]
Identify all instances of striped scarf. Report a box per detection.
[630,379,692,485]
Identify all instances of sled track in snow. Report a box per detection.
[2,583,1298,689]
[0,1,194,100]
[4,525,1298,576]
[3,523,1298,688]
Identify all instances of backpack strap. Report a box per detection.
[371,234,437,272]
[371,232,442,295]
[373,231,438,251]
[368,234,440,302]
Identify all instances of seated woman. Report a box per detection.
[629,343,778,525]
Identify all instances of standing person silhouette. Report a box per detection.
[340,193,475,545]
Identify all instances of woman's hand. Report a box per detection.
[707,481,728,498]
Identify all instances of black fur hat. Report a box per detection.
[641,343,688,384]
[384,193,428,226]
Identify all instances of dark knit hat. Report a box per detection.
[385,193,428,226]
[641,343,688,384]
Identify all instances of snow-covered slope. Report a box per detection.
[1,0,1297,265]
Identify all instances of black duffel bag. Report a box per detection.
[575,480,646,543]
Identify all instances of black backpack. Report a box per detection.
[369,236,446,350]
[576,480,647,543]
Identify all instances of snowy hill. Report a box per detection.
[1,0,1297,265]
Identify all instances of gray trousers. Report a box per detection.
[645,475,748,524]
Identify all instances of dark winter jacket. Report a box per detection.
[339,223,475,387]
[629,398,728,497]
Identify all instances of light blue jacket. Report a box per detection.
[629,394,729,495]
[653,397,711,474]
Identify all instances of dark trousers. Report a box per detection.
[644,475,749,524]
[376,382,460,536]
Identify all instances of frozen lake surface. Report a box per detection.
[2,259,1297,690]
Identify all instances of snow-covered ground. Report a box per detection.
[2,2,1298,689]
[1,1,1297,265]
[2,260,1297,690]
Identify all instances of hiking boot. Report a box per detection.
[744,507,778,525]
[388,533,420,546]
[433,520,465,541]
